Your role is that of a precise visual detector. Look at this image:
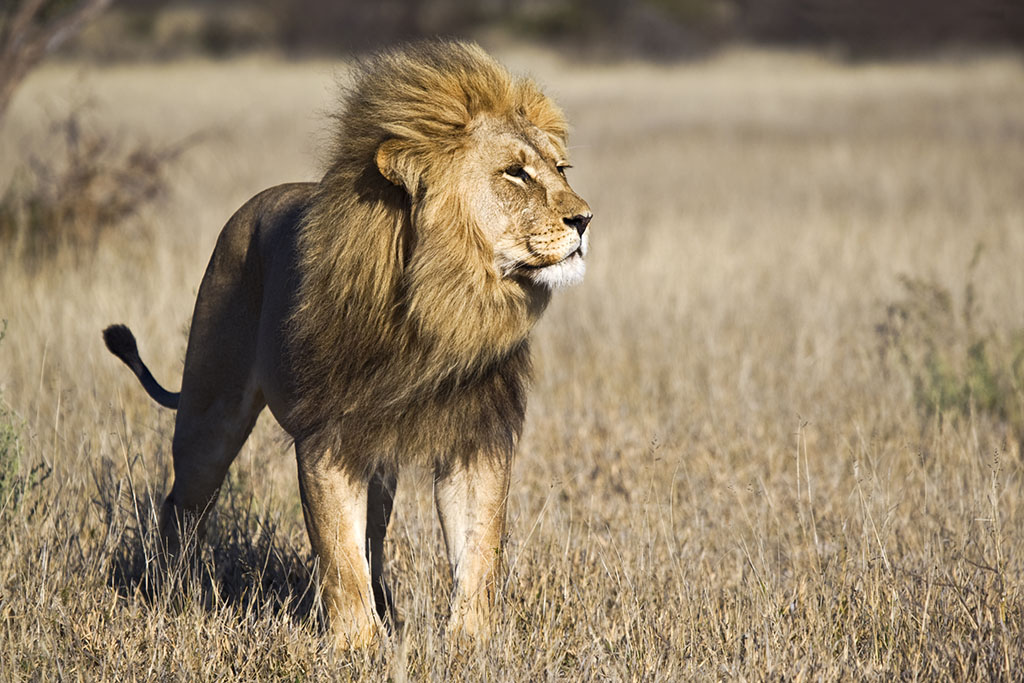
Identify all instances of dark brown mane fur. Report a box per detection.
[286,40,569,475]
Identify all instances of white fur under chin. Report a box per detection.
[527,232,588,290]
[527,252,586,289]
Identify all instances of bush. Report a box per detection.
[0,106,190,263]
[878,247,1024,454]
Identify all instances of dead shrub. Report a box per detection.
[0,105,194,263]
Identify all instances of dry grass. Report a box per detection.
[2,48,1024,680]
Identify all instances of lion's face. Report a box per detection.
[462,113,592,290]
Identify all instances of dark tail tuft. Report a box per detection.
[102,323,180,410]
[103,324,141,371]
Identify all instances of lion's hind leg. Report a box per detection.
[160,205,268,558]
[161,381,266,559]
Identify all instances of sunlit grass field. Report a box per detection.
[1,48,1023,679]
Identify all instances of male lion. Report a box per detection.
[103,40,591,648]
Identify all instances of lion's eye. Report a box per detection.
[504,166,531,183]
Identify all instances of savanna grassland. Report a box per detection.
[1,48,1023,680]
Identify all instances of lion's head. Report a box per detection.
[331,40,590,291]
[375,93,592,292]
[289,41,591,463]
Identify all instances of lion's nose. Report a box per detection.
[563,213,592,237]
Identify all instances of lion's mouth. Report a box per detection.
[520,246,583,271]
[513,243,587,289]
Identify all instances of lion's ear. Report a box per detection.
[376,139,417,192]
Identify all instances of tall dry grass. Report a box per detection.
[1,49,1023,680]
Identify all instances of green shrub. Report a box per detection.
[0,321,50,518]
[878,247,1024,453]
[0,320,24,512]
[0,406,23,513]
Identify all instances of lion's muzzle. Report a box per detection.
[563,212,592,238]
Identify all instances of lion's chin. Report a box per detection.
[524,250,586,289]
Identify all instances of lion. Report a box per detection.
[103,40,591,648]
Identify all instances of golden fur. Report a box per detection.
[103,40,591,648]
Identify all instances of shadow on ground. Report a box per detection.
[92,456,320,625]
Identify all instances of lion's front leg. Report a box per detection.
[434,452,512,639]
[295,442,382,649]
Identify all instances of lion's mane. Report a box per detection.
[286,41,569,475]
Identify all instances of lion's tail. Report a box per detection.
[102,324,180,410]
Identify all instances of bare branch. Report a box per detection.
[43,0,112,54]
[0,0,112,125]
[5,0,48,52]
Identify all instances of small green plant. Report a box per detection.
[878,247,1024,453]
[0,320,24,511]
[0,321,49,517]
[0,408,22,508]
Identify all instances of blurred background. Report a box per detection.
[9,0,1024,64]
[4,0,1022,254]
